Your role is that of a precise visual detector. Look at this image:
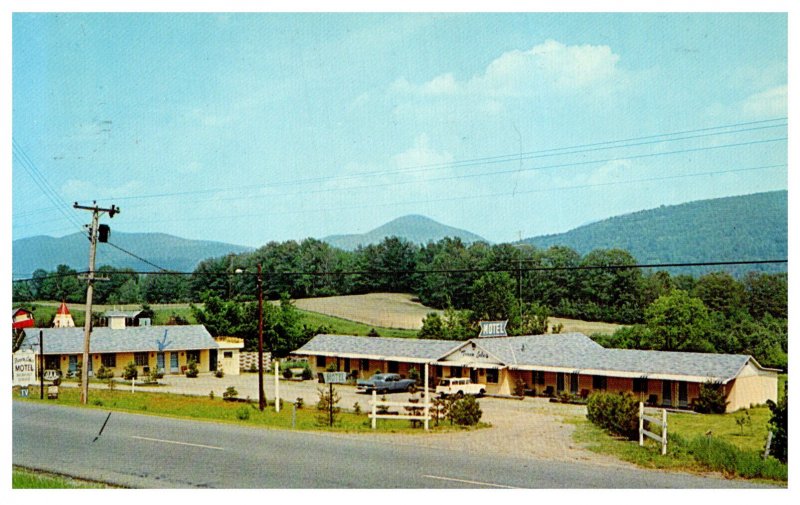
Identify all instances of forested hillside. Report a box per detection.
[522,191,787,276]
[323,214,486,250]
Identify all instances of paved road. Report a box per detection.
[13,402,773,489]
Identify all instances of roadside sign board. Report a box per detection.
[479,320,508,337]
[13,350,36,386]
[320,371,348,384]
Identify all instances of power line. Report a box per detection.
[103,241,172,272]
[11,258,787,284]
[47,118,787,205]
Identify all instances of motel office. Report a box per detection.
[295,333,778,412]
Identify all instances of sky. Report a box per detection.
[10,9,790,249]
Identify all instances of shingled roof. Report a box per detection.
[295,334,463,363]
[20,325,217,354]
[295,332,768,383]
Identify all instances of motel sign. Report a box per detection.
[479,320,508,338]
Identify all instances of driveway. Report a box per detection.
[71,372,628,466]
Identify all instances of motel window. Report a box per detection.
[344,358,351,372]
[387,361,399,374]
[134,352,148,367]
[532,371,545,386]
[592,375,607,390]
[317,356,326,368]
[101,354,116,368]
[186,350,200,364]
[223,351,233,358]
[450,366,463,378]
[360,359,369,371]
[633,377,648,393]
[485,369,499,384]
[556,373,565,392]
[45,355,60,370]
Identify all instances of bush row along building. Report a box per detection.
[294,333,778,412]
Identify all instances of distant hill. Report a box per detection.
[323,214,487,251]
[12,232,252,278]
[521,191,787,276]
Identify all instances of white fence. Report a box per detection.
[639,402,668,455]
[369,390,433,430]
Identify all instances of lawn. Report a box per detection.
[13,385,480,434]
[12,466,111,488]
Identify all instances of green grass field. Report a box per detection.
[13,385,480,434]
[298,309,419,338]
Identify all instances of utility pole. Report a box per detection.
[74,201,119,405]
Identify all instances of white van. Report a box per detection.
[435,377,486,397]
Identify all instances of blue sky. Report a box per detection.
[11,11,788,248]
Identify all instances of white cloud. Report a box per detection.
[393,39,625,99]
[391,134,454,169]
[740,85,787,119]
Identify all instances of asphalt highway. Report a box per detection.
[12,401,774,489]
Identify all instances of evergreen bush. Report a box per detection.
[185,358,199,378]
[448,395,482,426]
[693,381,729,414]
[586,391,639,440]
[122,361,138,381]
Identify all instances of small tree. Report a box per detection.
[122,361,138,381]
[448,395,482,426]
[694,381,728,414]
[185,358,199,378]
[316,386,341,426]
[95,364,114,380]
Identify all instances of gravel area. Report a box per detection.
[67,372,628,467]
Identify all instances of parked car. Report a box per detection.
[435,377,486,397]
[357,373,417,394]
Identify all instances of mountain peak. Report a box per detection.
[323,215,487,250]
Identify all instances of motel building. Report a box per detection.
[17,307,243,377]
[294,332,779,413]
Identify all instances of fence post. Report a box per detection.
[371,389,377,430]
[638,402,644,446]
[763,431,773,460]
[424,362,430,431]
[661,408,668,455]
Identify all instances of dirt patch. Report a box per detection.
[293,293,441,330]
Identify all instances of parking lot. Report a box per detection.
[68,372,629,466]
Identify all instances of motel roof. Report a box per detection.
[295,334,464,363]
[19,325,218,355]
[295,332,773,384]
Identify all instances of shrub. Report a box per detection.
[92,399,103,406]
[676,433,788,480]
[282,368,293,379]
[222,386,238,401]
[215,367,224,378]
[586,391,639,440]
[95,365,114,380]
[236,407,250,420]
[316,386,341,426]
[122,361,138,381]
[147,367,161,384]
[209,391,215,400]
[353,401,361,415]
[513,377,527,397]
[448,395,482,426]
[693,381,728,414]
[408,367,420,382]
[766,382,787,463]
[295,397,304,409]
[185,359,199,378]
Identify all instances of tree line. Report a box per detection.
[12,236,787,367]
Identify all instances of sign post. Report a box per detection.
[320,372,347,427]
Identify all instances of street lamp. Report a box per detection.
[236,264,266,411]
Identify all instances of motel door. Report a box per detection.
[170,352,179,373]
[157,353,166,373]
[209,349,218,372]
[470,368,479,384]
[678,382,688,407]
[662,380,673,407]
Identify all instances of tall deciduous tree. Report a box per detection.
[643,290,712,352]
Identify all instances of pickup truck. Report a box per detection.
[435,377,486,397]
[356,373,417,394]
